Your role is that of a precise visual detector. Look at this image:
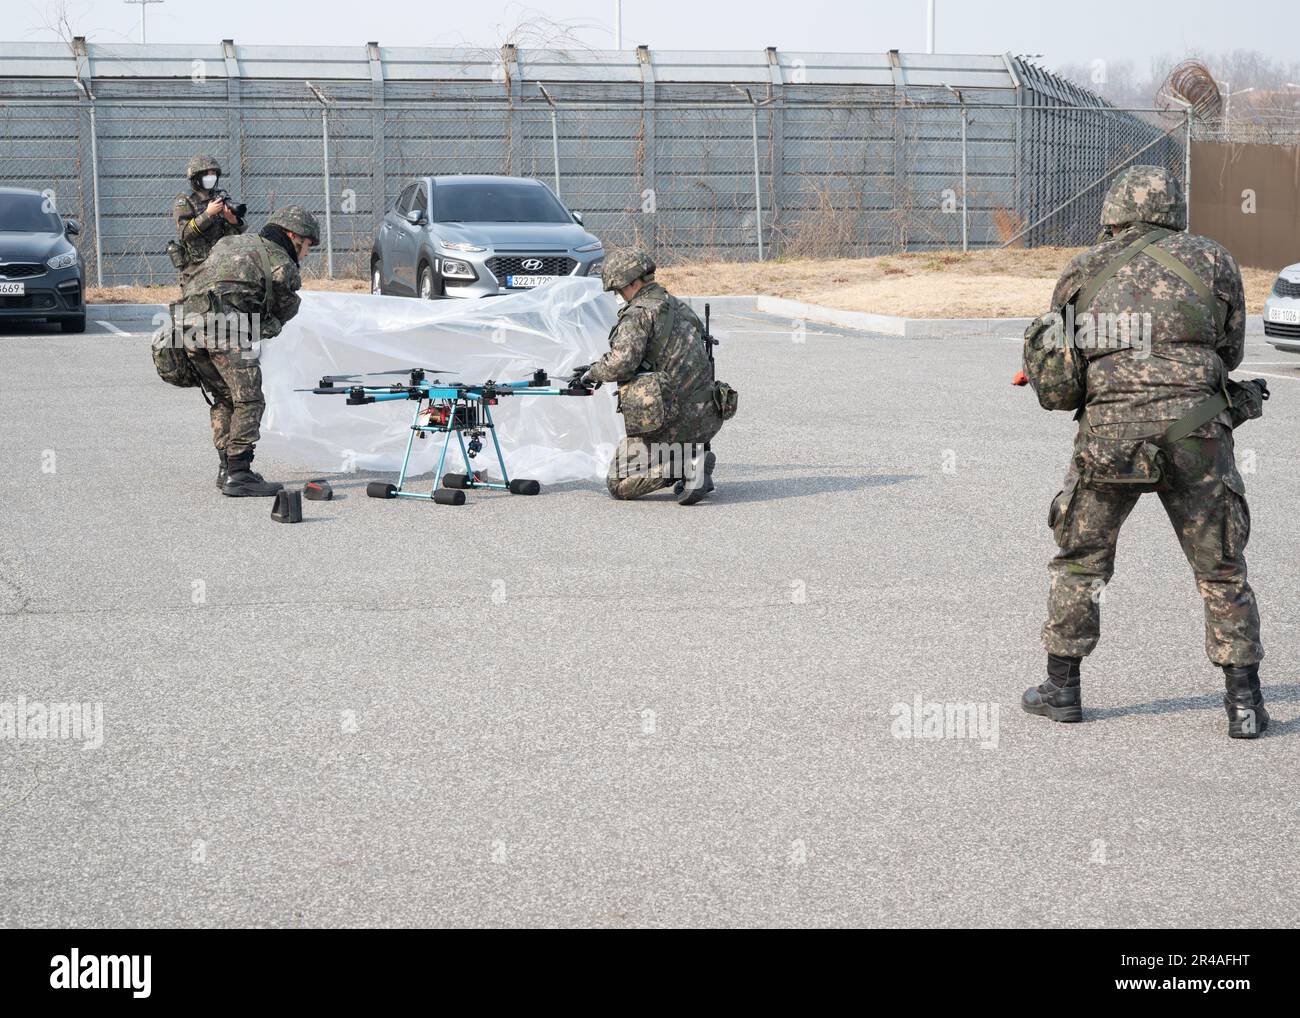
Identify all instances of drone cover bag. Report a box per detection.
[617,371,677,435]
[151,302,202,388]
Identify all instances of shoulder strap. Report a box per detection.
[1141,243,1226,335]
[1075,228,1170,313]
[250,240,275,309]
[1163,390,1229,444]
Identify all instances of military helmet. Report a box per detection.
[186,153,222,179]
[1100,164,1186,231]
[266,205,321,245]
[601,247,656,291]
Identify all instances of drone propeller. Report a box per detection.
[320,367,456,384]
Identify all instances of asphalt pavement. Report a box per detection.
[1,307,1297,928]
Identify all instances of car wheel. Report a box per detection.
[418,263,439,300]
[371,261,383,295]
[59,315,86,334]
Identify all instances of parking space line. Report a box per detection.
[1238,370,1300,383]
[95,320,130,336]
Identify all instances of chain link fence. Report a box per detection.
[0,99,1187,287]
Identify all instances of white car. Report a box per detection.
[1263,262,1300,353]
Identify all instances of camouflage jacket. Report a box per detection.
[172,188,246,282]
[1052,222,1246,429]
[587,282,713,402]
[180,233,302,341]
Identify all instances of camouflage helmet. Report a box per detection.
[601,247,656,291]
[266,205,321,245]
[186,153,221,179]
[1100,164,1186,230]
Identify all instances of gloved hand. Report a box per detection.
[571,364,601,390]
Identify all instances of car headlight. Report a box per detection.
[47,251,77,270]
[440,241,486,253]
[439,258,476,280]
[575,241,603,253]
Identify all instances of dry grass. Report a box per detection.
[660,249,1279,318]
[87,251,1277,318]
[86,276,369,306]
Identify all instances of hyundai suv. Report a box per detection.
[0,187,84,332]
[370,175,603,299]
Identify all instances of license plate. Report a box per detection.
[0,282,24,295]
[1268,307,1300,324]
[505,275,556,289]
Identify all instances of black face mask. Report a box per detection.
[260,224,299,266]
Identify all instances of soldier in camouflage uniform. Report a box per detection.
[181,206,318,497]
[172,154,245,284]
[1024,165,1268,739]
[583,248,724,504]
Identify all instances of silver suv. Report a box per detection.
[1263,261,1300,353]
[370,175,604,299]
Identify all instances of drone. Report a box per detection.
[297,367,595,506]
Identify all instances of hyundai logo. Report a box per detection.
[521,258,543,271]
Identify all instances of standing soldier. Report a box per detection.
[170,153,245,284]
[181,206,319,497]
[582,248,734,504]
[1023,165,1269,739]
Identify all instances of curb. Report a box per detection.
[90,302,167,323]
[752,296,1034,338]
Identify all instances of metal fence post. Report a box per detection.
[960,101,968,252]
[765,46,785,257]
[320,105,334,278]
[367,41,387,241]
[1184,108,1192,214]
[538,85,561,198]
[88,100,103,287]
[551,106,560,197]
[750,103,763,260]
[636,46,657,252]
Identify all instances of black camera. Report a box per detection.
[211,188,247,219]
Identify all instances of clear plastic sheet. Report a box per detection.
[258,278,624,483]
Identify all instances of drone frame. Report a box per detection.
[304,369,592,506]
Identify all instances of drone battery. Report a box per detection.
[303,479,333,501]
[271,489,303,523]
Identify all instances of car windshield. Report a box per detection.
[0,193,63,233]
[433,180,571,224]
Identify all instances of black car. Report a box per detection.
[0,187,85,332]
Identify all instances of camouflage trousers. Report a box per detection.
[184,347,265,460]
[1042,422,1262,666]
[607,398,723,500]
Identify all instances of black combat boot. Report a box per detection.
[1222,664,1269,739]
[677,449,716,506]
[1022,653,1083,723]
[222,454,283,497]
[216,452,229,491]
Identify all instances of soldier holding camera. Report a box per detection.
[169,153,246,284]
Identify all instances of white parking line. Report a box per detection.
[95,320,130,336]
[1239,370,1300,383]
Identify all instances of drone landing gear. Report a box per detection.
[371,397,545,507]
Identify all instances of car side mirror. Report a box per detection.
[404,209,425,226]
[571,211,584,225]
[64,219,81,236]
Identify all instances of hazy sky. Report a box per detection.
[13,0,1295,73]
